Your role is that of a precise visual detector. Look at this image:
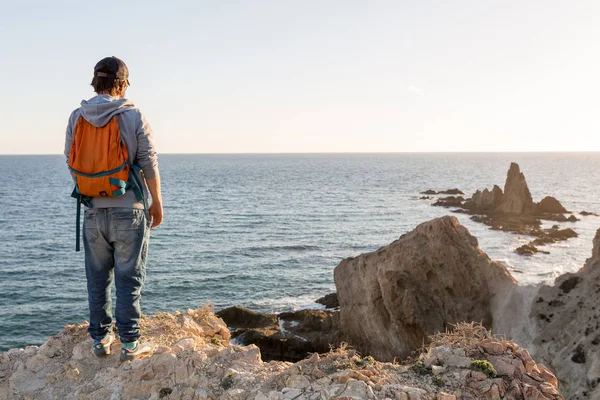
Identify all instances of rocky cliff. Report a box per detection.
[332,216,600,399]
[530,228,600,399]
[333,216,517,362]
[0,309,562,400]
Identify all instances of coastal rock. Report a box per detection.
[465,185,504,210]
[440,188,465,195]
[216,306,278,329]
[217,307,342,362]
[580,211,599,217]
[505,231,562,260]
[496,163,535,215]
[333,216,517,361]
[516,244,550,256]
[531,227,600,399]
[420,188,464,195]
[433,196,464,207]
[536,196,568,214]
[315,293,339,309]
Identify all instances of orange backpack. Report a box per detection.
[68,115,145,251]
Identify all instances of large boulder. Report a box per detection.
[333,216,516,361]
[531,227,600,399]
[496,162,536,214]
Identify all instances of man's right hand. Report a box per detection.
[149,201,163,228]
[146,176,163,228]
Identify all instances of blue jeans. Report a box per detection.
[83,208,150,343]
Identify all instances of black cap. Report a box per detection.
[94,56,130,86]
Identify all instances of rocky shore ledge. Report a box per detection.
[0,309,561,400]
[3,216,600,399]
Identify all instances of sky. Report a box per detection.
[0,0,599,154]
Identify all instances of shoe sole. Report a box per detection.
[93,348,110,357]
[120,343,155,362]
[92,336,115,357]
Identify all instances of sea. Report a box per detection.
[1,153,599,351]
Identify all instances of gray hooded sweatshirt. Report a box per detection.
[64,94,159,209]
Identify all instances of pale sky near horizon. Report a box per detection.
[1,1,599,154]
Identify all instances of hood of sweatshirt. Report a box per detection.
[79,94,137,127]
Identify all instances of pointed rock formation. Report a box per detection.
[333,216,517,362]
[496,162,535,214]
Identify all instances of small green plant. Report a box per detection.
[413,360,429,375]
[433,375,445,387]
[211,337,222,346]
[221,373,234,390]
[361,355,375,366]
[470,360,497,378]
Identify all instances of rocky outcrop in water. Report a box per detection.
[333,216,517,362]
[315,293,339,309]
[421,188,465,195]
[465,185,504,210]
[496,163,536,215]
[536,196,568,214]
[217,306,342,362]
[433,196,464,207]
[516,244,550,256]
[426,163,578,256]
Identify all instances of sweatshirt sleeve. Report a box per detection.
[135,111,160,179]
[64,109,79,162]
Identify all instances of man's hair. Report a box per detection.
[91,76,128,97]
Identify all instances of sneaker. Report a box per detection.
[120,341,155,362]
[92,333,115,357]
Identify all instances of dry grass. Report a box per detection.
[424,322,508,355]
[428,322,494,348]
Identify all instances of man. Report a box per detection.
[64,56,163,361]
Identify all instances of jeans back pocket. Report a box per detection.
[113,210,145,246]
[83,209,99,242]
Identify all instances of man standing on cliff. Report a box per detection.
[64,56,163,361]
